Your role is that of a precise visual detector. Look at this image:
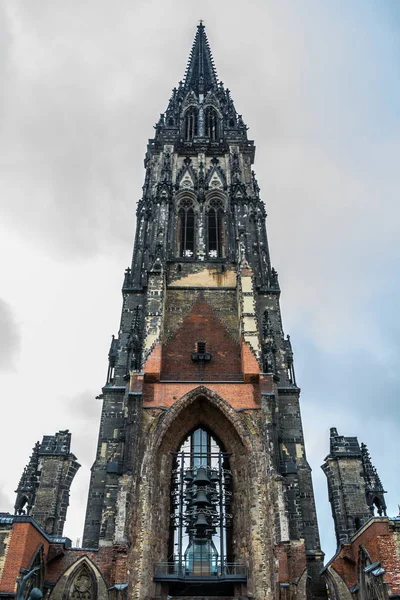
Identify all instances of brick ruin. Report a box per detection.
[0,22,398,600]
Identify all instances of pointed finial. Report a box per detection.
[183,23,218,94]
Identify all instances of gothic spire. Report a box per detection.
[183,22,218,95]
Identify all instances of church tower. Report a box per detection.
[83,24,325,599]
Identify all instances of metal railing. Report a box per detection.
[154,561,247,578]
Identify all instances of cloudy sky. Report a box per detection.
[0,1,399,560]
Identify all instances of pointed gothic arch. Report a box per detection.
[176,196,197,258]
[15,494,30,515]
[152,386,252,454]
[49,556,108,600]
[183,106,198,140]
[204,106,219,140]
[205,193,226,259]
[141,387,254,596]
[168,425,233,580]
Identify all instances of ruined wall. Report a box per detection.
[47,554,114,600]
[15,431,80,538]
[0,521,49,595]
[322,429,374,546]
[118,383,311,600]
[323,518,400,598]
[32,455,80,536]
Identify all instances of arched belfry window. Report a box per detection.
[178,199,195,258]
[169,427,232,580]
[205,107,219,140]
[207,198,225,258]
[183,107,198,140]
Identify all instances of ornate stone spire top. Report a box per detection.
[183,23,218,95]
[361,442,385,492]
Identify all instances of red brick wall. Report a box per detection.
[142,381,261,409]
[161,301,243,381]
[46,545,127,585]
[241,341,260,381]
[377,529,400,593]
[329,519,400,594]
[142,342,162,381]
[0,523,49,593]
[276,541,306,583]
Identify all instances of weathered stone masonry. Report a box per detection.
[80,23,325,599]
[1,22,398,600]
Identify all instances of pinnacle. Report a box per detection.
[183,23,218,95]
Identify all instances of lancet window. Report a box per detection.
[207,198,224,258]
[177,199,195,258]
[183,107,198,140]
[205,107,219,140]
[169,427,232,578]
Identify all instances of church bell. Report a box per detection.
[194,512,209,528]
[193,466,210,486]
[192,490,210,506]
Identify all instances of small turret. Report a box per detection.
[15,430,80,536]
[322,428,387,547]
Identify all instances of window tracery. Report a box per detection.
[178,198,195,258]
[65,563,96,600]
[170,427,232,577]
[206,198,224,258]
[183,107,198,140]
[205,107,219,140]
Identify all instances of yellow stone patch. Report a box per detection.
[243,296,254,313]
[169,267,236,288]
[241,277,253,293]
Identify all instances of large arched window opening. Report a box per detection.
[207,198,225,258]
[177,199,195,258]
[183,107,198,140]
[205,107,219,140]
[170,427,232,579]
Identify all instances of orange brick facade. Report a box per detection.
[323,517,400,598]
[0,522,49,594]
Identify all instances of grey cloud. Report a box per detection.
[66,390,102,421]
[0,299,20,370]
[0,485,13,514]
[298,335,400,559]
[62,391,102,468]
[0,2,155,259]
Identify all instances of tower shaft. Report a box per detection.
[83,24,325,599]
